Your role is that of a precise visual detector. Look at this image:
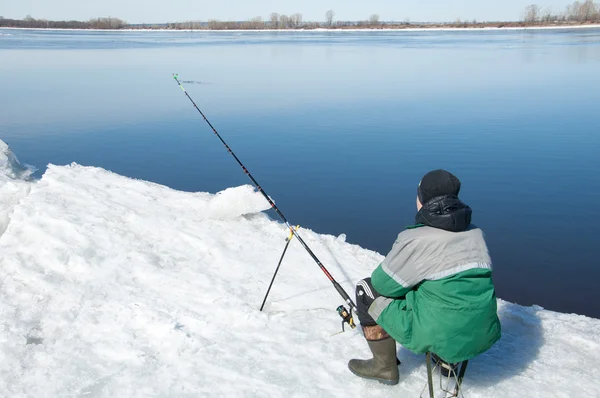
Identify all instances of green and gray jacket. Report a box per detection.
[368,195,501,363]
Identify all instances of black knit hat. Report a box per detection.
[417,169,461,205]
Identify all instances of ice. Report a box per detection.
[0,140,34,237]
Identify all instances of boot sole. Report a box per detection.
[348,365,399,385]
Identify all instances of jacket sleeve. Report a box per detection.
[370,232,422,298]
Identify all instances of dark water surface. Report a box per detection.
[1,28,600,318]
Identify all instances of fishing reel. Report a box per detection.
[336,305,356,332]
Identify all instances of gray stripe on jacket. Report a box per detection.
[368,297,393,321]
[380,225,492,289]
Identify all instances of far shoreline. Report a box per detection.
[2,24,600,33]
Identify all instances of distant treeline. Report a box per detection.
[1,2,599,31]
[523,0,600,22]
[0,15,127,29]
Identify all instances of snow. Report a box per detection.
[2,25,600,33]
[0,138,599,397]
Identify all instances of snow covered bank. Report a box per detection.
[0,139,598,397]
[2,25,600,33]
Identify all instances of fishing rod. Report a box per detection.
[172,73,357,329]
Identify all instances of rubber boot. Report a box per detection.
[348,325,399,385]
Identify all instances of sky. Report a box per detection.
[2,138,600,397]
[1,0,577,24]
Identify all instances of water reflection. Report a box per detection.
[1,28,600,318]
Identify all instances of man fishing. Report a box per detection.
[348,169,501,385]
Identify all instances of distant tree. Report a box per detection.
[24,14,35,21]
[291,13,303,28]
[249,16,264,29]
[563,1,600,21]
[593,2,600,21]
[369,14,380,26]
[524,4,541,22]
[566,2,579,20]
[280,14,290,28]
[325,10,335,26]
[270,12,279,29]
[540,7,556,22]
[578,0,597,21]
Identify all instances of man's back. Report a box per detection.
[370,225,501,363]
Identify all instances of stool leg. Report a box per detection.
[452,360,469,397]
[427,352,435,398]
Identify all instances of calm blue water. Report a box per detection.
[2,28,600,318]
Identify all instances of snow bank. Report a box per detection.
[0,139,598,397]
[2,25,600,33]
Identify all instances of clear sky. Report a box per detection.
[2,0,574,24]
